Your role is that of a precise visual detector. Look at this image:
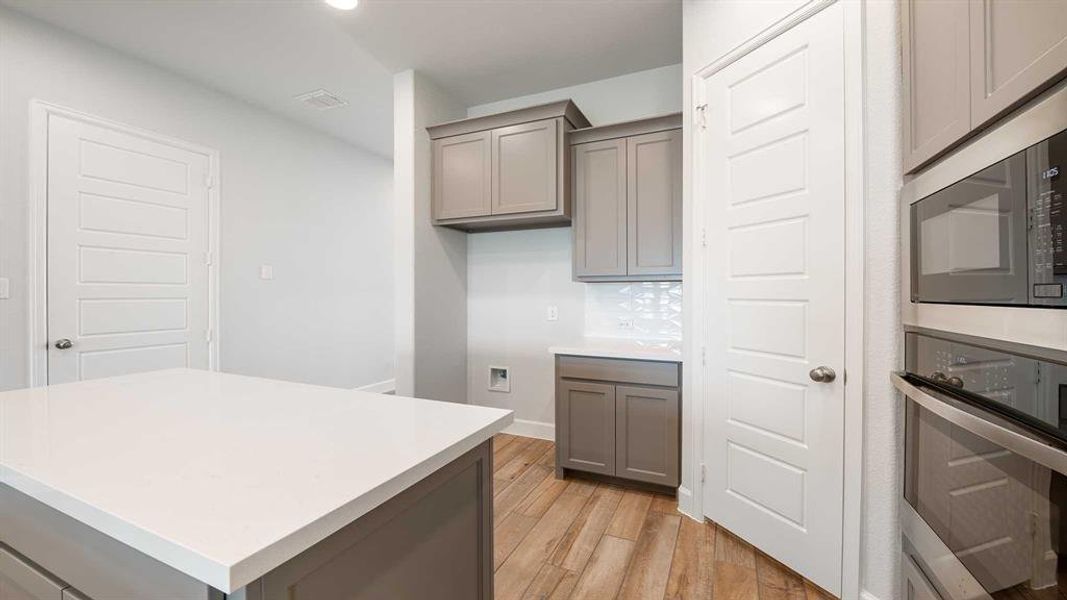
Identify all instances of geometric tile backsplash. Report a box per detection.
[584,282,683,341]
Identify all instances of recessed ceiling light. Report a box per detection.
[325,0,358,10]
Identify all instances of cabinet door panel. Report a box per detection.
[433,131,492,220]
[0,547,65,600]
[901,0,971,172]
[556,381,615,476]
[491,120,558,215]
[573,139,627,278]
[627,130,682,277]
[970,0,1067,127]
[615,385,680,487]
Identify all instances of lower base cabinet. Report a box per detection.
[555,356,681,488]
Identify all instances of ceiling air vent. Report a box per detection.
[294,89,349,111]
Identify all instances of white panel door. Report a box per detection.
[700,3,846,593]
[47,114,211,384]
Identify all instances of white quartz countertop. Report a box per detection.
[549,337,683,362]
[0,369,512,593]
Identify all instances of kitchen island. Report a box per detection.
[0,369,512,600]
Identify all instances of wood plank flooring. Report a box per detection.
[492,434,837,600]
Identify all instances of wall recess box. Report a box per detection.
[488,366,510,393]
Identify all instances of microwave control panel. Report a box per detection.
[1030,130,1067,306]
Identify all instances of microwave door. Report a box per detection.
[912,152,1029,305]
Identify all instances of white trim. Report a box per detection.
[502,418,554,441]
[841,1,867,598]
[27,100,221,386]
[684,1,866,597]
[354,378,397,394]
[860,591,884,600]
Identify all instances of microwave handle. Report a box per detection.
[891,372,1067,475]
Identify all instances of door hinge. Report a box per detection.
[701,463,707,483]
[701,227,708,248]
[695,103,708,130]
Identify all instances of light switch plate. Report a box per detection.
[260,265,274,280]
[0,277,9,299]
[546,305,558,321]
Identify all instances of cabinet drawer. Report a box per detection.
[0,545,66,600]
[557,356,679,387]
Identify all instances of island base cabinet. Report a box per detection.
[0,546,65,600]
[615,386,680,487]
[258,441,492,600]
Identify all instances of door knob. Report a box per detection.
[809,366,836,383]
[54,338,73,350]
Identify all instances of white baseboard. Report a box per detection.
[503,418,554,441]
[676,486,701,520]
[354,378,396,394]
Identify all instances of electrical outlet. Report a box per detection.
[546,305,558,321]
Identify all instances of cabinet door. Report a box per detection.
[0,547,65,600]
[615,385,680,487]
[970,0,1067,127]
[901,0,971,172]
[432,131,492,220]
[627,130,682,277]
[573,139,627,278]
[556,381,615,476]
[491,120,558,215]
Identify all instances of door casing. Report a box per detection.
[27,101,220,386]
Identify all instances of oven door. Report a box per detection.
[894,373,1067,600]
[911,152,1029,305]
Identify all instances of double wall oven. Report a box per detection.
[899,82,1067,600]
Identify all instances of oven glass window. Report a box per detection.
[905,401,1067,598]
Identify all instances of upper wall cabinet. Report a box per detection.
[902,0,1067,173]
[571,114,682,282]
[428,100,590,232]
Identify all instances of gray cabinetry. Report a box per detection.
[556,381,616,476]
[901,0,971,173]
[555,355,681,488]
[571,114,682,282]
[902,0,1067,172]
[615,385,680,486]
[969,0,1067,126]
[572,139,627,277]
[0,545,66,600]
[432,131,491,220]
[428,100,590,231]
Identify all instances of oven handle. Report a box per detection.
[891,372,1067,476]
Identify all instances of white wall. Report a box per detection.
[464,65,682,438]
[468,64,682,125]
[393,70,469,403]
[0,8,394,391]
[682,2,903,599]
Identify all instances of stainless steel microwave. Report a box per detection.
[894,330,1067,600]
[911,128,1067,307]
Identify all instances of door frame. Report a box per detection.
[682,1,865,598]
[26,101,221,386]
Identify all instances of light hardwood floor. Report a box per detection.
[492,433,837,600]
